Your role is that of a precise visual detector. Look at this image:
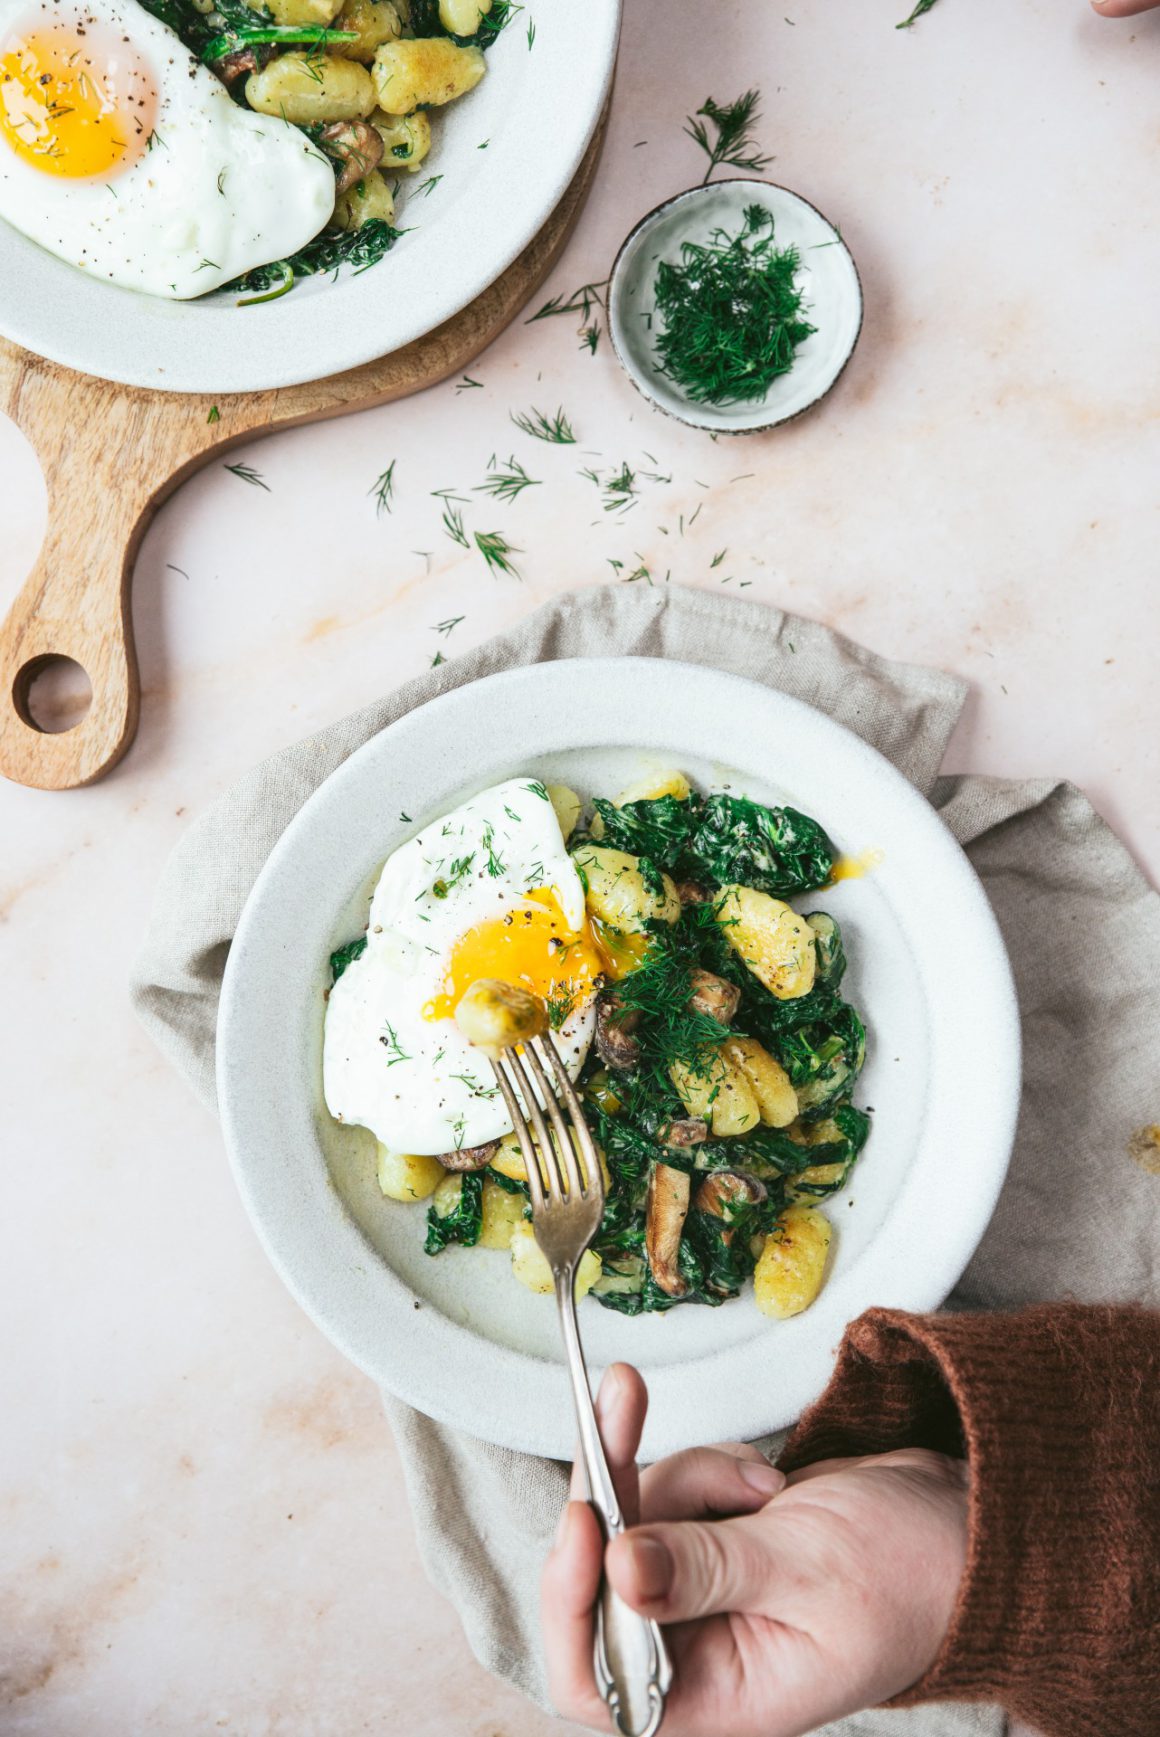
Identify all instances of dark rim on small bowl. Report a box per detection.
[607,177,864,435]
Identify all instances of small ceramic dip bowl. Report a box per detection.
[608,178,863,434]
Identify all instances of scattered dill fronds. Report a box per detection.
[546,990,575,1030]
[602,463,638,514]
[897,0,940,25]
[415,174,443,196]
[529,279,607,325]
[441,503,469,547]
[434,615,465,636]
[651,204,814,406]
[207,405,220,425]
[528,278,608,355]
[475,530,523,577]
[684,90,772,184]
[431,649,446,667]
[224,462,269,490]
[624,560,652,585]
[526,16,534,46]
[475,456,540,502]
[455,375,483,391]
[369,461,396,516]
[511,406,576,444]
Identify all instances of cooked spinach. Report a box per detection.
[584,790,834,899]
[409,0,519,48]
[330,935,368,981]
[225,221,403,299]
[424,1172,483,1253]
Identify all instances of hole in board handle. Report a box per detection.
[13,655,93,735]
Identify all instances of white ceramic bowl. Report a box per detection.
[217,659,1020,1460]
[608,179,862,434]
[0,2,620,393]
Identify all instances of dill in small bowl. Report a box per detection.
[608,179,863,435]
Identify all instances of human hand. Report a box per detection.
[542,1364,969,1737]
[1091,0,1160,16]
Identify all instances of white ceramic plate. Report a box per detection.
[608,180,862,434]
[0,1,620,393]
[217,659,1020,1460]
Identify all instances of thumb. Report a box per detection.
[606,1511,776,1623]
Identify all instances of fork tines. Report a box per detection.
[490,1035,604,1211]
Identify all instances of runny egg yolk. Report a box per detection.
[426,889,609,1024]
[0,24,156,178]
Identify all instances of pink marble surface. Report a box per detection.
[1,0,1157,1730]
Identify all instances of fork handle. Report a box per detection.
[555,1274,672,1737]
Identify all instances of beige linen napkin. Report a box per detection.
[132,584,1160,1737]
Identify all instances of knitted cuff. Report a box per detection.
[778,1304,1160,1737]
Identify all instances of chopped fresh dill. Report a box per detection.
[207,405,220,425]
[442,503,469,547]
[526,16,535,46]
[602,463,638,515]
[369,461,396,516]
[897,0,940,25]
[450,1071,499,1099]
[475,456,540,502]
[546,990,574,1030]
[581,325,600,354]
[482,825,505,877]
[474,530,522,578]
[415,174,443,197]
[651,205,815,406]
[456,375,483,391]
[684,90,772,184]
[710,549,727,568]
[224,462,269,490]
[434,615,465,636]
[379,1022,410,1065]
[431,650,446,667]
[511,405,576,444]
[524,780,550,801]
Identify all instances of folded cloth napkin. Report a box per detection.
[132,584,1160,1737]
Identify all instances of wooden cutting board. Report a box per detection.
[0,119,604,793]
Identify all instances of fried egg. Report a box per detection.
[0,0,334,297]
[323,780,606,1158]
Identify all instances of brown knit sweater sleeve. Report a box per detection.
[777,1304,1160,1737]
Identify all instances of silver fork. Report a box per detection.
[490,1032,673,1737]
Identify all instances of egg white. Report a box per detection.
[0,0,334,298]
[323,779,597,1157]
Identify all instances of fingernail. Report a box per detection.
[627,1535,672,1601]
[738,1459,786,1499]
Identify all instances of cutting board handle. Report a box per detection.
[0,382,143,788]
[0,112,606,792]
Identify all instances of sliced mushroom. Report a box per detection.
[693,1170,767,1245]
[594,991,642,1071]
[210,44,274,85]
[657,1117,710,1151]
[646,1161,691,1297]
[435,1139,499,1174]
[674,879,711,907]
[316,119,385,194]
[687,968,740,1026]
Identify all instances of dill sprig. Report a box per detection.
[474,530,523,577]
[475,456,540,502]
[684,90,772,185]
[369,461,396,516]
[651,204,815,406]
[434,615,464,636]
[224,462,269,490]
[528,278,608,355]
[897,0,940,25]
[511,406,577,444]
[441,503,469,547]
[602,463,638,514]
